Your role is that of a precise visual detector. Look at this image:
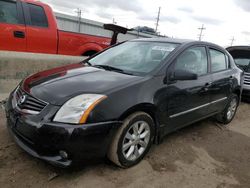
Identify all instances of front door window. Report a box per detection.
[175,47,208,76]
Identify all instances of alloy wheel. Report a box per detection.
[227,98,237,120]
[122,120,151,161]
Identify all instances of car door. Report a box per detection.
[163,46,213,132]
[208,47,233,112]
[0,0,26,51]
[22,2,58,54]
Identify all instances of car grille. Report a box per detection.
[244,72,250,86]
[12,87,48,115]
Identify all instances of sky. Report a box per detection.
[41,0,250,47]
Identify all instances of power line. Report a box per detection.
[198,24,206,41]
[155,7,161,34]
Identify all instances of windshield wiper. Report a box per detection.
[237,64,248,72]
[236,61,250,72]
[93,65,134,75]
[81,59,92,66]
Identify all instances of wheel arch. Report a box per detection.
[79,43,103,56]
[118,103,160,143]
[82,50,98,56]
[232,86,242,101]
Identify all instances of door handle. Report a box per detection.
[202,87,209,92]
[201,82,212,92]
[205,82,212,87]
[13,31,25,38]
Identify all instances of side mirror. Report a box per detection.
[172,70,198,81]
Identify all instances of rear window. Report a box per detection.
[210,49,228,72]
[28,4,48,27]
[0,1,19,24]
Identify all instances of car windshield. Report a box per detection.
[235,58,250,66]
[88,41,179,75]
[235,58,250,71]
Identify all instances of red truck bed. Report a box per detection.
[58,30,110,56]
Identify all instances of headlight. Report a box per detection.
[53,94,107,124]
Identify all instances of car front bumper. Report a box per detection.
[5,97,122,168]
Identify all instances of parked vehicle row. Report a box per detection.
[5,38,243,168]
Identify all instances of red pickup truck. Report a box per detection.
[0,0,111,56]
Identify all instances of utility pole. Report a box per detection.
[198,24,206,41]
[155,7,161,34]
[75,8,82,33]
[230,37,235,46]
[112,18,117,24]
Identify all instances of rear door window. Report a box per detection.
[27,4,48,27]
[210,49,228,72]
[0,1,19,24]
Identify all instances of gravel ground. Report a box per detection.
[0,103,250,188]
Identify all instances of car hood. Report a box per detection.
[21,63,143,105]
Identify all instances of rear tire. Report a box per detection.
[216,94,239,125]
[107,112,154,168]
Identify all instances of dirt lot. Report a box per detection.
[0,102,250,188]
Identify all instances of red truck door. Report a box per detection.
[22,2,58,54]
[0,0,26,51]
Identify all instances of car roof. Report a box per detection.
[131,37,224,48]
[131,37,227,52]
[132,37,195,44]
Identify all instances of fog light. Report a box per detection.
[59,150,68,159]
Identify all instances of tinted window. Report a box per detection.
[0,1,19,24]
[28,4,48,27]
[210,49,227,72]
[175,47,208,76]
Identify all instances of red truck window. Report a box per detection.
[27,3,48,27]
[0,1,19,24]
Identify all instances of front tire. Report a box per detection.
[108,112,154,168]
[216,94,239,124]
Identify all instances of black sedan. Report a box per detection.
[5,38,243,168]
